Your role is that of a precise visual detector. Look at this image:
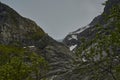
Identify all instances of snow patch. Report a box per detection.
[67,35,77,40]
[69,44,77,51]
[68,37,72,40]
[71,35,77,40]
[75,25,90,34]
[23,47,26,48]
[69,32,74,35]
[23,46,35,48]
[82,58,87,62]
[28,46,35,48]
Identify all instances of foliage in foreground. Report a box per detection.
[0,45,48,80]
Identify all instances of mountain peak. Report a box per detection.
[0,2,73,79]
[0,2,45,46]
[63,0,120,52]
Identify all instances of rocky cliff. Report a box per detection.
[0,0,120,80]
[62,0,120,80]
[63,0,120,52]
[0,2,74,80]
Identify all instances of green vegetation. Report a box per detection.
[31,30,45,40]
[0,45,48,80]
[75,3,120,80]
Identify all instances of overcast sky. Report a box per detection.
[0,0,106,39]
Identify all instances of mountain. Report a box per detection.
[63,0,120,52]
[0,0,120,80]
[0,2,74,80]
[61,0,120,80]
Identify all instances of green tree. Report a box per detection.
[0,45,48,80]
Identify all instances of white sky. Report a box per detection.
[0,0,106,39]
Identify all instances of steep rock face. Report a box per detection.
[0,2,45,46]
[63,0,120,52]
[0,2,73,79]
[61,0,120,80]
[63,25,91,51]
[63,15,102,52]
